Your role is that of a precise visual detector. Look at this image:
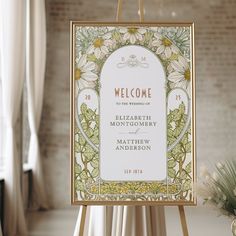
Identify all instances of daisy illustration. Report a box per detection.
[152,33,179,58]
[87,33,114,59]
[120,27,146,44]
[75,53,98,89]
[168,56,191,94]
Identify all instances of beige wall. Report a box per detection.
[40,0,236,208]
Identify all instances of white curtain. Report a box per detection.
[26,0,48,209]
[0,0,27,235]
[74,206,166,236]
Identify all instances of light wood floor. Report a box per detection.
[27,206,232,236]
[27,207,78,236]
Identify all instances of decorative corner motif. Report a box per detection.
[117,55,149,68]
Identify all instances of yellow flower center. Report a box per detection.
[184,69,190,81]
[162,38,172,47]
[93,38,104,48]
[128,28,138,34]
[75,68,81,80]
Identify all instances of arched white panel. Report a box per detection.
[100,45,166,181]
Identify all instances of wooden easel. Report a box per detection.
[77,1,189,235]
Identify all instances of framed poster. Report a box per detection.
[70,22,196,205]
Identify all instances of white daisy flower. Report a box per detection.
[120,27,146,44]
[152,33,179,58]
[87,33,113,59]
[168,56,191,94]
[75,53,98,89]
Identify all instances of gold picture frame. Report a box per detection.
[70,21,196,206]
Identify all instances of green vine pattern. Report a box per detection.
[74,102,192,201]
[167,102,192,200]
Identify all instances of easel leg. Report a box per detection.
[79,205,87,236]
[178,206,189,236]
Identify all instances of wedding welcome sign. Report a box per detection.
[70,22,195,205]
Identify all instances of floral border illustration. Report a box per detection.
[73,25,193,202]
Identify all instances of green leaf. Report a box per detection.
[182,133,188,145]
[85,108,94,120]
[172,144,182,156]
[185,162,191,173]
[75,126,80,134]
[185,142,191,153]
[175,124,184,137]
[179,102,185,114]
[91,168,99,178]
[172,109,180,121]
[112,31,121,40]
[168,129,174,138]
[80,170,88,180]
[93,127,99,137]
[144,31,153,42]
[182,179,191,191]
[75,164,82,174]
[168,168,176,178]
[95,114,99,124]
[179,171,187,180]
[168,152,174,159]
[91,158,99,168]
[91,136,99,145]
[168,136,176,146]
[85,127,94,138]
[84,151,94,161]
[85,144,95,154]
[78,134,86,146]
[84,144,95,161]
[176,152,185,161]
[167,113,173,124]
[81,103,87,114]
[76,181,84,191]
[81,122,88,131]
[87,54,97,62]
[75,142,81,153]
[79,114,85,122]
[168,160,176,168]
